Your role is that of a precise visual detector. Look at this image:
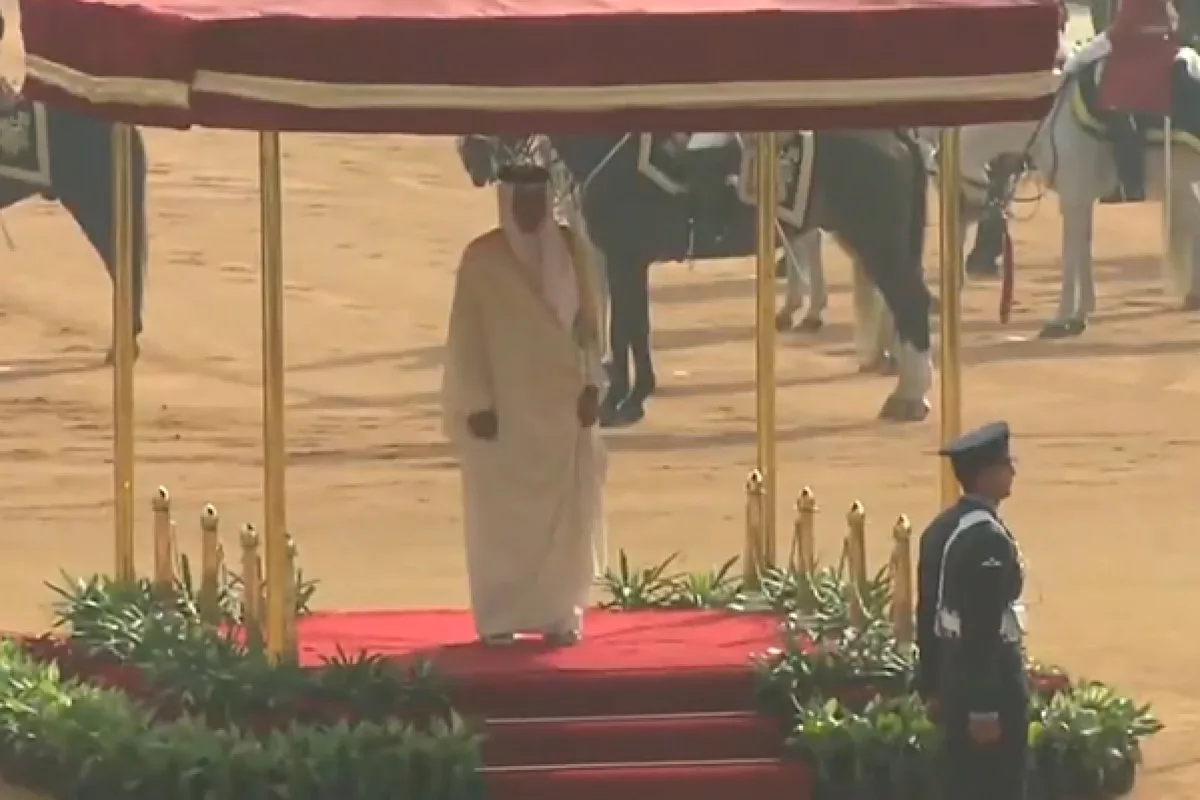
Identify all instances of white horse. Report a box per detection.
[954,36,1200,336]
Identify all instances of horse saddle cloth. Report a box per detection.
[0,96,51,188]
[1072,44,1200,151]
[635,132,814,228]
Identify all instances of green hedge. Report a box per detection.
[0,640,483,800]
[0,574,484,800]
[600,551,1164,800]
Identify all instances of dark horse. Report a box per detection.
[0,97,148,360]
[459,132,932,427]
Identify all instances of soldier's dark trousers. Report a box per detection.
[966,156,1019,276]
[939,681,1029,800]
[967,210,1007,276]
[1106,114,1146,203]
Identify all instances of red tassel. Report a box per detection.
[1000,227,1015,324]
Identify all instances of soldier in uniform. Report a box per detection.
[1100,0,1177,203]
[915,421,1028,800]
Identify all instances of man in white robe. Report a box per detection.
[441,162,607,647]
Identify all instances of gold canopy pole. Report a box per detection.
[111,123,137,581]
[938,128,964,506]
[747,132,780,586]
[258,131,290,658]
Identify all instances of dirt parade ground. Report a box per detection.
[1,9,1199,798]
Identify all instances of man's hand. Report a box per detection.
[467,410,498,440]
[577,385,600,428]
[967,712,1002,745]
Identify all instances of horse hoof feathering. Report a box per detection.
[878,395,931,423]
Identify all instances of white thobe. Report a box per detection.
[441,227,607,638]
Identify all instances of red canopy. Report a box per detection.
[22,0,1061,132]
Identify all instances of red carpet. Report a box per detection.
[297,609,811,798]
[298,609,782,718]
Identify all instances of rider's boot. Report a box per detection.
[1101,114,1147,204]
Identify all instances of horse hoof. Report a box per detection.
[1037,322,1072,340]
[598,390,626,428]
[601,398,645,428]
[774,312,795,332]
[796,317,823,333]
[966,251,1002,277]
[966,263,1001,280]
[878,395,931,423]
[1065,319,1087,336]
[1183,294,1200,312]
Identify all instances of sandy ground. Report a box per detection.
[0,4,1197,798]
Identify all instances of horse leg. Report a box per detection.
[774,232,808,331]
[1166,185,1200,310]
[850,261,893,373]
[1040,198,1091,339]
[875,263,932,423]
[797,230,826,332]
[1187,233,1200,312]
[62,128,147,362]
[965,155,1020,278]
[614,260,655,426]
[600,257,633,428]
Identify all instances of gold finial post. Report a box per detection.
[743,470,766,589]
[240,523,263,646]
[111,122,137,584]
[791,487,818,574]
[753,132,780,572]
[890,514,915,645]
[151,486,174,595]
[199,504,221,623]
[938,128,965,507]
[283,533,299,653]
[845,501,868,628]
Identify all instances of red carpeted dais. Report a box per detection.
[295,609,811,797]
[23,608,811,797]
[297,608,781,718]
